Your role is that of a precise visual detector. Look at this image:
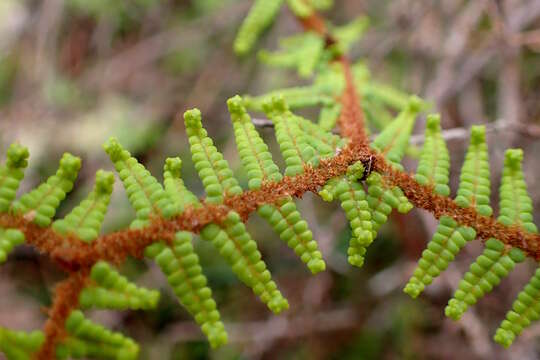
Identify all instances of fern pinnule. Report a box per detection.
[234,0,284,55]
[0,327,44,360]
[228,96,325,274]
[445,149,530,321]
[404,125,489,298]
[414,114,450,196]
[57,310,138,360]
[79,261,159,310]
[184,108,289,313]
[104,138,175,221]
[263,96,319,175]
[454,125,492,216]
[11,153,81,227]
[52,170,114,242]
[0,143,29,213]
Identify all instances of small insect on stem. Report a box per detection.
[359,155,374,182]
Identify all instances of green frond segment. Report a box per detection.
[184,109,243,204]
[331,16,369,54]
[144,232,228,348]
[495,266,540,347]
[104,138,175,221]
[445,239,524,321]
[228,96,282,188]
[258,32,324,78]
[263,96,319,176]
[366,172,412,230]
[318,103,341,131]
[445,148,532,321]
[0,143,29,213]
[79,261,159,311]
[414,114,450,196]
[0,327,44,360]
[56,311,138,360]
[200,212,289,314]
[163,157,199,212]
[0,228,24,264]
[52,170,114,242]
[493,149,539,347]
[295,114,342,157]
[234,0,285,55]
[404,216,476,298]
[454,125,492,216]
[498,149,537,233]
[11,153,81,227]
[153,160,227,348]
[106,143,227,347]
[404,125,493,299]
[243,85,334,112]
[228,96,325,274]
[363,81,419,112]
[371,96,422,169]
[333,176,373,267]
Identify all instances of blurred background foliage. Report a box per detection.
[1,0,540,359]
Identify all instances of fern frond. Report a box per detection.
[263,97,319,175]
[11,153,81,227]
[414,114,450,196]
[454,126,492,216]
[107,150,226,347]
[318,103,341,131]
[56,311,138,360]
[228,96,325,273]
[331,16,369,54]
[152,157,227,347]
[493,149,539,347]
[234,0,285,55]
[104,138,175,221]
[79,261,159,310]
[185,109,289,313]
[403,126,489,298]
[0,327,44,360]
[371,96,421,168]
[445,149,530,320]
[0,228,25,264]
[259,32,324,77]
[0,143,29,213]
[52,170,114,242]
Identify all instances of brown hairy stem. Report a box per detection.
[35,271,89,360]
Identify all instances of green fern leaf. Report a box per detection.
[263,96,319,175]
[228,96,325,273]
[56,311,138,360]
[403,126,491,298]
[445,149,530,321]
[234,0,285,55]
[493,149,539,347]
[0,143,29,213]
[0,327,44,360]
[11,153,81,227]
[318,103,341,131]
[258,32,324,78]
[52,170,114,242]
[414,114,450,196]
[79,261,159,310]
[104,138,175,221]
[185,109,289,314]
[454,126,492,216]
[371,96,421,168]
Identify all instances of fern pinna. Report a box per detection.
[1,1,539,358]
